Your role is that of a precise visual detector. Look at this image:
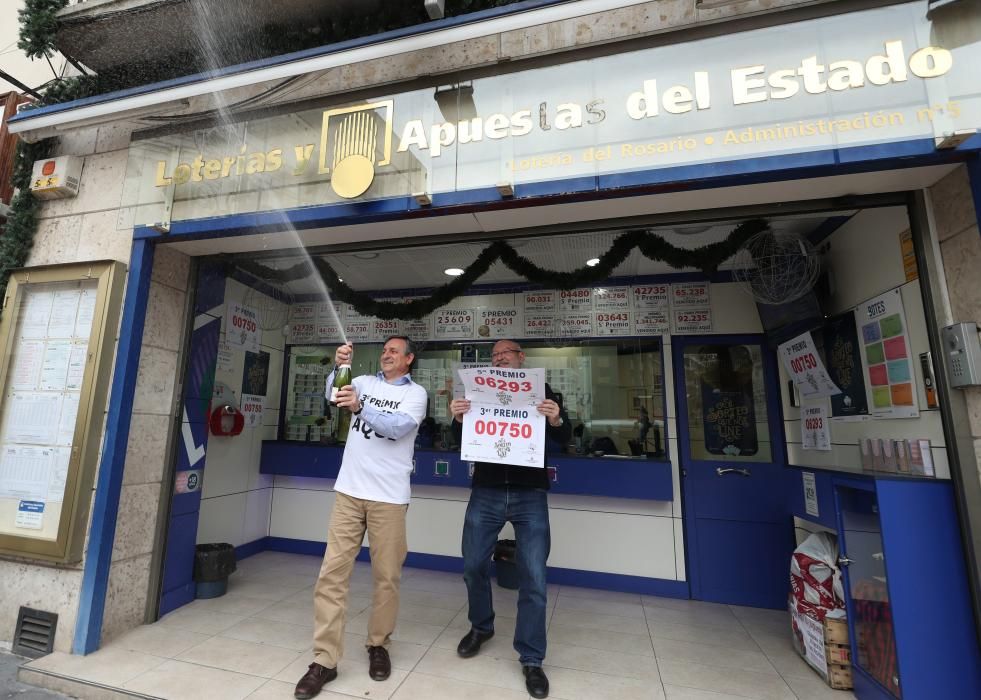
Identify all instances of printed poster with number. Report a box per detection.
[778,332,841,400]
[594,311,631,335]
[459,367,546,467]
[557,313,594,337]
[240,394,264,429]
[594,287,630,311]
[558,288,593,312]
[227,304,261,352]
[316,302,345,343]
[343,309,372,343]
[523,290,555,313]
[524,314,554,338]
[635,309,670,335]
[856,290,918,419]
[291,321,317,344]
[672,307,712,333]
[801,403,832,451]
[477,307,522,339]
[453,362,489,399]
[434,308,474,339]
[671,281,710,308]
[291,303,316,324]
[371,317,401,342]
[631,284,670,309]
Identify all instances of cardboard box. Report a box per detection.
[826,642,852,665]
[790,602,853,690]
[824,616,849,645]
[828,664,854,690]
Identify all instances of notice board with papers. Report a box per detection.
[0,262,125,562]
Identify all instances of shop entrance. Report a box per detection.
[674,336,792,609]
[151,189,968,624]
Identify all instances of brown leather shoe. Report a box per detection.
[294,662,337,699]
[367,645,391,681]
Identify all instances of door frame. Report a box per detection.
[672,333,789,603]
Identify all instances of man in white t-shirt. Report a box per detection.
[295,336,427,700]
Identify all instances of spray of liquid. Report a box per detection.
[273,209,350,347]
[188,0,349,347]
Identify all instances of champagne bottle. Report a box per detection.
[330,364,352,442]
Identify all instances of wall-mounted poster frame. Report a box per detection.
[0,261,125,562]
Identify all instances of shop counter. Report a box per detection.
[259,441,672,501]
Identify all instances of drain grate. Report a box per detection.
[12,606,57,658]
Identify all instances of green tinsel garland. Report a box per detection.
[0,140,53,301]
[234,220,768,320]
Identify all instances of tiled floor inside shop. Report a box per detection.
[20,552,855,700]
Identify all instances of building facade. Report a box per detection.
[2,1,980,697]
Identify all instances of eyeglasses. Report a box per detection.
[491,348,521,359]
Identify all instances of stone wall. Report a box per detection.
[101,246,190,645]
[187,0,836,115]
[931,166,981,488]
[0,118,192,651]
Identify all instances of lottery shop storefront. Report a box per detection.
[2,1,980,695]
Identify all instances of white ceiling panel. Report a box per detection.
[161,164,954,294]
[237,215,840,295]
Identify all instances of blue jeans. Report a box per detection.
[462,486,550,666]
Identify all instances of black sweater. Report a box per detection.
[452,383,572,490]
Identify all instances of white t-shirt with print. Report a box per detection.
[334,373,427,505]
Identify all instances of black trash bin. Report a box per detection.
[494,539,519,590]
[194,543,237,599]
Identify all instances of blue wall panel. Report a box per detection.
[259,442,673,501]
[73,241,155,655]
[877,479,981,700]
[158,264,224,617]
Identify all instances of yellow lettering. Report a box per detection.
[265,148,283,172]
[203,159,222,180]
[154,161,172,186]
[293,144,314,174]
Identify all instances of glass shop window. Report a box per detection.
[281,338,666,459]
[682,343,772,462]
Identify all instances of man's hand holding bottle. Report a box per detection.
[332,344,359,413]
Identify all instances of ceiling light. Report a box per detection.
[444,268,464,276]
[586,258,600,267]
[353,252,379,259]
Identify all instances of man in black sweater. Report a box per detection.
[449,340,572,699]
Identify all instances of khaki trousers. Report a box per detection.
[313,492,408,669]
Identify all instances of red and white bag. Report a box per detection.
[790,532,845,620]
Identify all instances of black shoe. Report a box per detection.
[367,645,391,681]
[294,663,337,699]
[456,628,494,658]
[523,665,549,699]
